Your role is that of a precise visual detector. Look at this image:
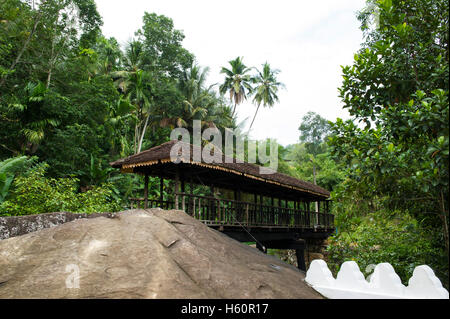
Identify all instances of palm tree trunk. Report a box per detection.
[137,114,150,154]
[231,102,237,118]
[248,104,262,132]
[134,124,138,154]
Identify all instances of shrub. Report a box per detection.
[0,163,121,216]
[326,210,448,287]
[0,156,37,204]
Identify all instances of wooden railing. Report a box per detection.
[129,198,175,210]
[129,193,334,230]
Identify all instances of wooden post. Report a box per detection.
[315,201,320,225]
[159,175,164,207]
[210,184,215,221]
[144,173,149,209]
[181,175,185,193]
[181,172,185,212]
[296,248,307,271]
[235,188,241,221]
[246,203,249,225]
[174,168,180,210]
[271,197,274,225]
[305,201,309,227]
[260,194,263,224]
[189,177,194,215]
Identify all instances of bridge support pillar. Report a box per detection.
[256,242,267,254]
[295,248,306,272]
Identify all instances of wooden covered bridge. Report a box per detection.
[110,140,335,271]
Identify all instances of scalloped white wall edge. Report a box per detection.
[305,260,449,299]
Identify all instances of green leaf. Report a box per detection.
[387,143,394,152]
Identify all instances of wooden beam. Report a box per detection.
[144,174,149,209]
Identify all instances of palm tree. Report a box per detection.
[219,57,253,118]
[169,63,234,133]
[248,62,284,132]
[110,40,145,93]
[109,41,155,154]
[178,64,211,126]
[95,37,123,75]
[126,69,153,154]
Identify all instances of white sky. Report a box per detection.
[95,0,366,146]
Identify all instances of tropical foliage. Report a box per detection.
[1,163,121,215]
[327,0,449,286]
[0,0,275,216]
[0,0,447,288]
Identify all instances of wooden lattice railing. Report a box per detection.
[130,193,334,230]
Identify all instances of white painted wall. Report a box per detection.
[305,260,449,299]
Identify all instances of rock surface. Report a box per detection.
[0,211,117,240]
[0,209,323,299]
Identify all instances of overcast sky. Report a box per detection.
[96,0,366,146]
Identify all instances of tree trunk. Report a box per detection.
[231,102,237,118]
[137,114,150,154]
[46,39,56,89]
[134,124,138,154]
[248,103,262,132]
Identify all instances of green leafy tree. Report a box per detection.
[299,112,331,185]
[136,12,194,77]
[329,0,449,284]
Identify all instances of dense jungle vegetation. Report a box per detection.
[0,0,448,287]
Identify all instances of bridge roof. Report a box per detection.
[110,140,330,200]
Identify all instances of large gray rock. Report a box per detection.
[0,209,323,299]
